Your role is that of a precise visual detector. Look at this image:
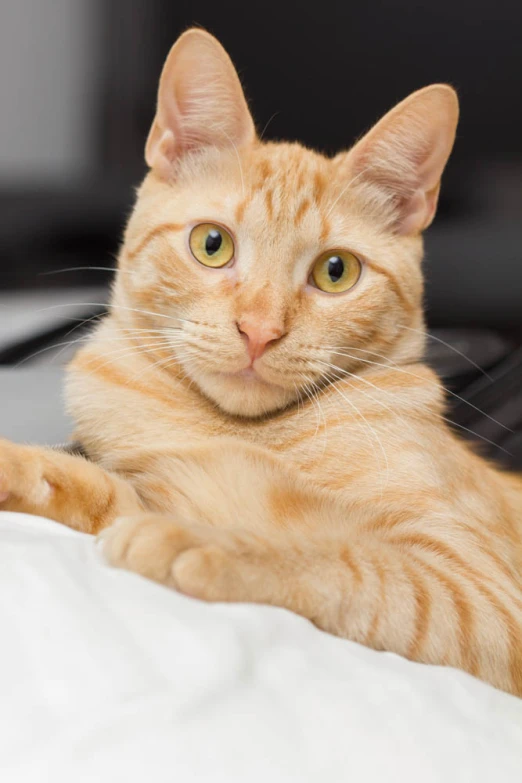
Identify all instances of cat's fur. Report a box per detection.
[1,29,521,696]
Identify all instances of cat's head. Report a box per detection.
[115,29,458,418]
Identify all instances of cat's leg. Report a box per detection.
[0,439,142,533]
[99,437,522,696]
[101,509,522,696]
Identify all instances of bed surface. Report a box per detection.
[1,511,521,782]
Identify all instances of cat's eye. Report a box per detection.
[189,223,235,268]
[311,251,362,293]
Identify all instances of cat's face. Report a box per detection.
[115,30,458,418]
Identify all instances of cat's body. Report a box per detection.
[1,30,521,696]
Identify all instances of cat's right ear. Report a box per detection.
[145,29,256,179]
[336,85,459,235]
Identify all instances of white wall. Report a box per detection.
[0,0,98,182]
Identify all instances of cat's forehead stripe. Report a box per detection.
[319,215,331,244]
[232,147,332,232]
[256,158,273,183]
[126,222,184,262]
[312,170,328,203]
[264,188,274,221]
[294,198,310,225]
[235,198,247,224]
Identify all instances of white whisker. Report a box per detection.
[399,325,493,381]
[312,354,511,457]
[325,348,512,434]
[323,168,369,220]
[222,130,245,199]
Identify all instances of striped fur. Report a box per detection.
[0,29,520,696]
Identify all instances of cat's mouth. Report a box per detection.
[222,367,281,388]
[187,358,296,417]
[233,367,264,380]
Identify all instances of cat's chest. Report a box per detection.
[211,396,366,483]
[127,384,353,476]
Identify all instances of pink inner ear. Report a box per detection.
[145,30,256,179]
[342,85,458,235]
[398,191,430,236]
[145,126,177,178]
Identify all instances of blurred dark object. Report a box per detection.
[424,330,522,470]
[424,216,522,329]
[0,182,132,290]
[2,0,521,321]
[0,302,106,365]
[98,0,522,168]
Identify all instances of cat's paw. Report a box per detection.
[100,513,270,603]
[99,514,201,586]
[0,439,52,509]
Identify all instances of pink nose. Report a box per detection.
[237,317,285,362]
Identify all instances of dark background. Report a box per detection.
[0,0,520,462]
[2,0,521,324]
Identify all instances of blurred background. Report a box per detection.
[0,0,520,463]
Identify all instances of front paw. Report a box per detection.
[99,514,201,586]
[0,439,51,509]
[100,513,271,603]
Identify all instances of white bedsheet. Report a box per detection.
[1,511,521,782]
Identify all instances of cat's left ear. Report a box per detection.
[145,29,256,179]
[337,85,459,235]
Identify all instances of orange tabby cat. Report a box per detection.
[1,29,521,696]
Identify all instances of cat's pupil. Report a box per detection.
[205,230,222,255]
[327,256,344,283]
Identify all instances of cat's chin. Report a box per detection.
[193,370,295,418]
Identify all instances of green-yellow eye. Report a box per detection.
[311,251,362,293]
[189,223,235,268]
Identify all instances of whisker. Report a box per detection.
[302,374,329,456]
[259,111,280,140]
[14,335,92,367]
[18,300,197,328]
[325,348,513,434]
[15,327,186,368]
[323,168,369,220]
[129,345,199,383]
[399,325,493,381]
[331,379,389,496]
[293,382,302,418]
[71,345,172,381]
[312,344,395,365]
[40,266,117,277]
[80,340,185,373]
[315,366,390,488]
[299,373,323,443]
[440,417,512,456]
[312,358,424,447]
[315,356,511,457]
[60,309,108,338]
[222,130,245,199]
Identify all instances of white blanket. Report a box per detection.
[1,511,521,782]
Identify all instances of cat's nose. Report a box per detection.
[236,317,285,362]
